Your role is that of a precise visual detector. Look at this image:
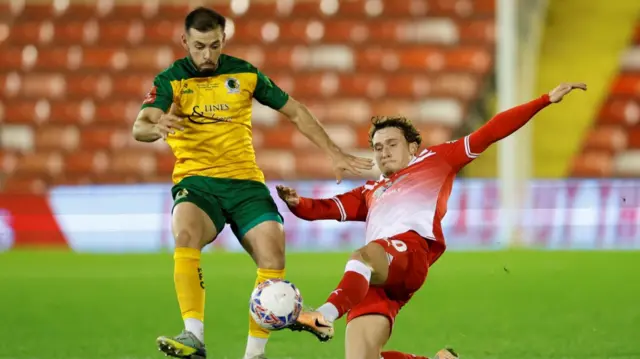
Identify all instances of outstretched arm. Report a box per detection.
[435,82,587,169]
[276,185,368,222]
[469,82,587,155]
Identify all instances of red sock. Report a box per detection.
[324,260,371,319]
[381,351,429,359]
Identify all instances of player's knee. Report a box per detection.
[254,248,285,270]
[351,243,384,268]
[174,229,204,249]
[249,231,285,269]
[351,243,389,284]
[350,249,367,263]
[243,221,285,270]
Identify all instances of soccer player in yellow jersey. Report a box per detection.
[132,6,372,359]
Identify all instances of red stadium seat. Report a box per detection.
[15,47,70,71]
[47,21,87,45]
[0,150,19,175]
[144,21,183,44]
[6,21,43,44]
[127,47,177,71]
[156,153,177,176]
[108,151,157,176]
[93,101,141,126]
[610,74,640,97]
[2,100,40,124]
[458,19,496,44]
[294,151,334,179]
[79,48,123,70]
[64,151,109,175]
[634,23,640,44]
[571,151,613,177]
[79,127,124,150]
[0,48,26,69]
[597,98,640,126]
[49,101,96,125]
[13,151,63,176]
[1,175,49,194]
[583,126,627,152]
[626,127,640,149]
[10,73,67,99]
[255,150,296,179]
[34,125,80,151]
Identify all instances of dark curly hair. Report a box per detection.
[368,116,422,148]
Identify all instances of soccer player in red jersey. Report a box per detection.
[276,83,586,359]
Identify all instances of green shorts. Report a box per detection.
[171,176,283,241]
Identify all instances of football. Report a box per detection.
[249,279,303,330]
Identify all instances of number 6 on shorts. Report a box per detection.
[383,238,408,252]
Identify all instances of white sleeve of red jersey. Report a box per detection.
[430,94,552,171]
[428,136,479,170]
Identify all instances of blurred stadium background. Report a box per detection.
[1,1,639,359]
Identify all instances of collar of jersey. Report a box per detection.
[378,155,417,181]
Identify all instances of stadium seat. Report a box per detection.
[156,153,177,176]
[583,126,627,152]
[34,125,80,151]
[571,151,614,177]
[64,151,109,175]
[109,151,156,176]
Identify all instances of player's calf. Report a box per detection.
[317,242,389,321]
[288,241,392,342]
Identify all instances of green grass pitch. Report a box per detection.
[1,250,639,359]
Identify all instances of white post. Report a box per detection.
[496,0,520,246]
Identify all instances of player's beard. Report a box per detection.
[189,55,217,75]
[198,64,217,76]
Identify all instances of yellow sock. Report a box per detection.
[174,247,205,322]
[248,268,286,339]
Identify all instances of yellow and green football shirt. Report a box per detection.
[141,54,289,184]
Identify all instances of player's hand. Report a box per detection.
[276,185,300,207]
[548,82,587,103]
[155,105,184,140]
[331,151,374,184]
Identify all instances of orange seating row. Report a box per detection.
[0,45,493,73]
[596,98,640,126]
[609,74,640,98]
[4,19,494,46]
[7,0,495,21]
[0,72,481,100]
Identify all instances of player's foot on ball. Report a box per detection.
[287,310,334,342]
[156,330,207,358]
[434,347,459,359]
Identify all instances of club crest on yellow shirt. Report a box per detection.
[225,77,240,94]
